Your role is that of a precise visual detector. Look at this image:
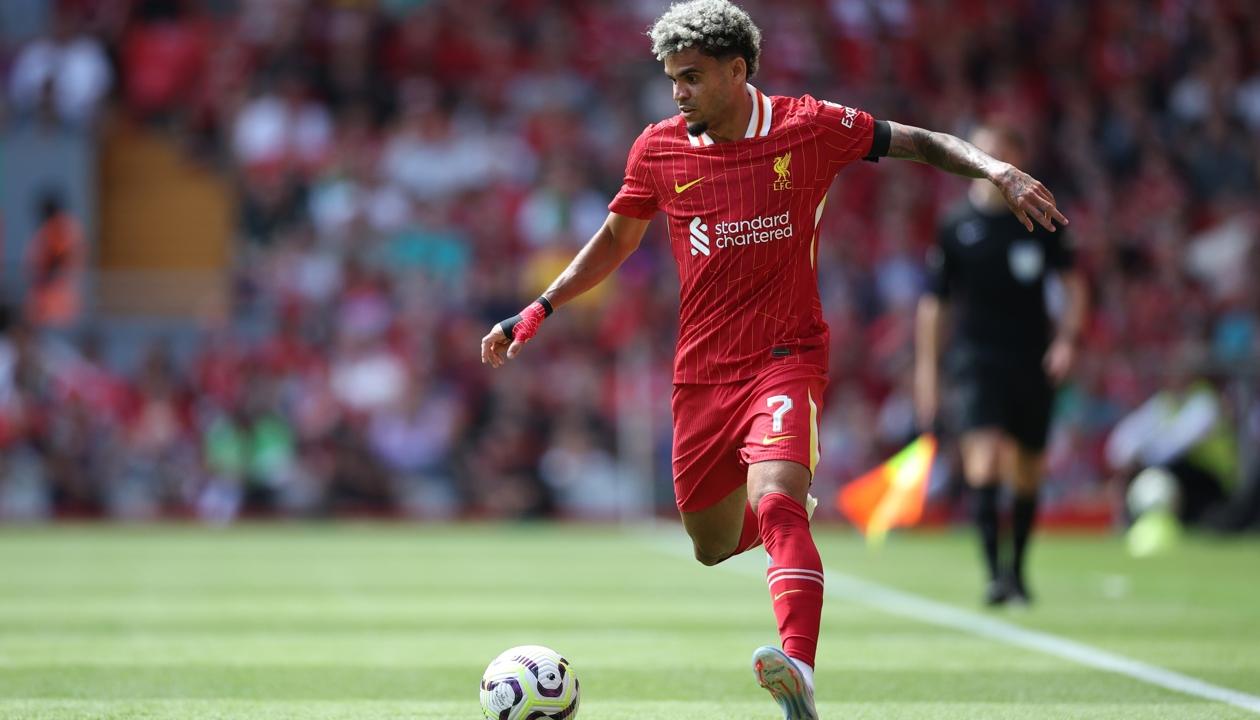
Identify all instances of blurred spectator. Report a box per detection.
[7,6,110,127]
[0,318,52,520]
[120,0,210,121]
[200,399,301,518]
[232,73,333,176]
[540,415,623,520]
[379,81,534,202]
[515,161,608,250]
[1105,344,1238,526]
[367,372,463,518]
[25,193,84,330]
[330,338,406,413]
[112,342,194,519]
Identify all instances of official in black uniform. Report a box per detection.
[914,124,1086,606]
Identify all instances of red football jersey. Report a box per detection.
[609,84,877,384]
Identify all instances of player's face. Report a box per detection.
[664,48,743,136]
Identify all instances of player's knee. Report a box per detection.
[747,486,770,510]
[963,455,1002,488]
[691,539,732,566]
[694,551,726,567]
[961,432,1004,483]
[748,468,810,510]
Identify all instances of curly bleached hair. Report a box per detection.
[648,0,762,78]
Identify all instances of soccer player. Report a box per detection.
[914,124,1087,607]
[481,2,1066,717]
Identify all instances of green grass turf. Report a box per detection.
[0,524,1257,719]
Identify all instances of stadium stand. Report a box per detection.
[0,0,1257,525]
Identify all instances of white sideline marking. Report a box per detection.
[647,535,1260,715]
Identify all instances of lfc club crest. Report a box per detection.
[773,152,792,190]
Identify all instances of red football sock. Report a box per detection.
[758,491,824,668]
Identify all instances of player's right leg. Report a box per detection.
[956,361,1019,605]
[960,428,1009,606]
[672,383,763,565]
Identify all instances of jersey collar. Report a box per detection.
[687,83,773,147]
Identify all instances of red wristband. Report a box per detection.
[500,298,551,342]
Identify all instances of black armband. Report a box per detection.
[864,120,891,162]
[536,295,554,317]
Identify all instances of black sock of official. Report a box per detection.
[1011,491,1039,586]
[973,485,1000,582]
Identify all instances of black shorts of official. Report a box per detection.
[949,359,1054,452]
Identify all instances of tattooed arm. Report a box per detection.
[886,121,1068,233]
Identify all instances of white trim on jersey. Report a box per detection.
[756,85,773,137]
[808,389,820,474]
[810,193,828,269]
[691,84,773,147]
[742,84,762,139]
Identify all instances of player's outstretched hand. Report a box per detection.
[993,165,1069,233]
[481,297,552,369]
[480,324,515,369]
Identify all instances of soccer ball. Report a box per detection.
[479,645,580,720]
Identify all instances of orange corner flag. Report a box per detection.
[836,434,937,547]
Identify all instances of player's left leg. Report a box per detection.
[738,368,827,719]
[749,459,820,720]
[741,369,827,677]
[680,484,760,565]
[1004,365,1055,604]
[1008,447,1044,604]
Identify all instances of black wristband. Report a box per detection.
[499,315,523,341]
[536,296,554,317]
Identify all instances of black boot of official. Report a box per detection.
[984,577,1012,606]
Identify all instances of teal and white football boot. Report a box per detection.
[752,645,817,720]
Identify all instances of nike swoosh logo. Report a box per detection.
[773,589,802,601]
[674,177,705,193]
[762,434,796,445]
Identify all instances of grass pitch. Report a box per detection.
[0,523,1257,719]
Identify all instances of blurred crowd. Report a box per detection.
[1,0,1258,524]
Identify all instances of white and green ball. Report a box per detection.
[480,645,579,720]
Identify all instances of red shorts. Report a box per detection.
[671,365,827,513]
